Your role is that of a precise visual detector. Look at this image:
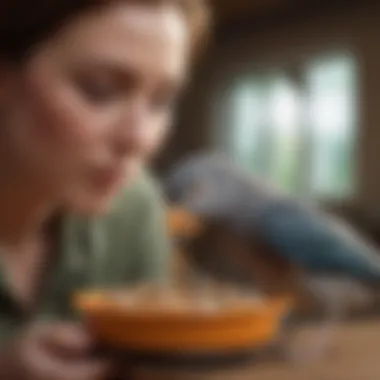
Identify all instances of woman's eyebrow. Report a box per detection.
[79,58,142,84]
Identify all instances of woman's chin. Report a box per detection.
[63,169,138,216]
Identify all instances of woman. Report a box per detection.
[0,0,209,378]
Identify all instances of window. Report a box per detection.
[223,53,358,201]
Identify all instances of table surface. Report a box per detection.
[130,319,380,380]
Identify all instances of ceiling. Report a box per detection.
[208,0,366,26]
[210,0,298,23]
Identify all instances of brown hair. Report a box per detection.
[0,0,210,63]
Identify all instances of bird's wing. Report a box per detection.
[257,201,380,282]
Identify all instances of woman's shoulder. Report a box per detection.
[91,168,166,238]
[64,169,170,285]
[114,169,165,213]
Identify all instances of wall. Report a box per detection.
[159,2,380,226]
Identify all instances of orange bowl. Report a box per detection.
[74,285,291,353]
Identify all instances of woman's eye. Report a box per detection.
[76,77,119,103]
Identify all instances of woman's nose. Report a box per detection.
[113,99,150,157]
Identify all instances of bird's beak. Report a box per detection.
[167,206,205,240]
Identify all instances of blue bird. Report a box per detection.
[165,152,380,286]
[165,152,380,362]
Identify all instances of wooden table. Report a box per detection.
[130,320,380,380]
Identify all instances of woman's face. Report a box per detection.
[0,3,189,214]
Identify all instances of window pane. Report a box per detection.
[230,76,274,177]
[230,82,264,167]
[225,53,357,201]
[230,74,302,193]
[268,76,302,193]
[306,54,357,199]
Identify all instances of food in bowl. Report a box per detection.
[74,283,291,353]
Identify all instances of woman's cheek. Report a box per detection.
[23,80,93,152]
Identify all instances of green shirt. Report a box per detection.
[0,171,171,342]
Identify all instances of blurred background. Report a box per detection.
[158,0,380,240]
[156,1,380,377]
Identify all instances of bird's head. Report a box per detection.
[165,151,277,229]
